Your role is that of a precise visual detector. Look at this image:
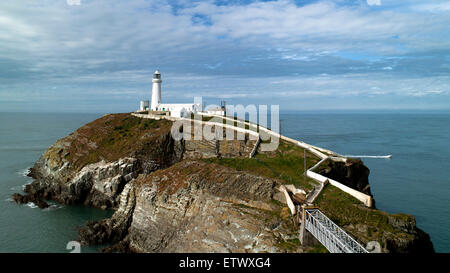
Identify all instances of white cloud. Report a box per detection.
[66,0,81,6]
[367,0,381,6]
[0,15,38,38]
[413,2,450,12]
[1,0,450,111]
[281,54,312,61]
[407,91,443,97]
[1,0,449,67]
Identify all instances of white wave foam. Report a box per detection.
[10,180,33,191]
[10,185,22,191]
[22,180,33,190]
[344,155,392,159]
[26,202,38,209]
[17,167,31,177]
[43,204,65,211]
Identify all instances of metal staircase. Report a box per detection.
[304,208,368,253]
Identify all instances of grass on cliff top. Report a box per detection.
[315,183,415,246]
[203,140,321,191]
[63,113,172,171]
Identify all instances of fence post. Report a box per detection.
[299,206,321,247]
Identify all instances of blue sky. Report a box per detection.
[1,0,450,112]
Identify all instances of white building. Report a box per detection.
[147,70,201,118]
[150,70,162,110]
[139,100,149,112]
[205,107,226,116]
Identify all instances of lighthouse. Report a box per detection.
[151,70,162,110]
[139,69,201,117]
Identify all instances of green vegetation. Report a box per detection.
[305,244,329,253]
[62,114,172,171]
[214,140,418,251]
[315,183,415,244]
[46,112,423,253]
[276,238,302,252]
[203,141,321,190]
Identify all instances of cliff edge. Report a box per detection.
[13,113,434,253]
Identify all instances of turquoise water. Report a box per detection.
[0,112,112,253]
[281,112,450,253]
[0,112,449,252]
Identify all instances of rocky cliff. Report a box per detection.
[316,158,372,196]
[79,161,302,253]
[15,113,255,209]
[313,159,433,253]
[13,113,434,253]
[16,113,182,209]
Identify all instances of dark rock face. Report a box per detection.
[15,114,256,211]
[78,161,300,253]
[23,155,159,209]
[384,215,435,253]
[79,181,136,247]
[15,114,184,210]
[11,193,49,209]
[11,113,435,253]
[317,158,372,196]
[78,218,131,246]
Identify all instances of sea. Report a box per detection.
[0,111,449,252]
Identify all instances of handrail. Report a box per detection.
[304,209,368,253]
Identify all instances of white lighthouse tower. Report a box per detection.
[151,70,162,110]
[138,69,200,117]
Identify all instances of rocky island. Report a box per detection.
[12,113,434,253]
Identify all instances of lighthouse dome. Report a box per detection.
[153,69,161,80]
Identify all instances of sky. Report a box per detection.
[1,0,450,113]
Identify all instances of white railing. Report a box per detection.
[249,136,261,158]
[304,209,368,253]
[133,111,373,207]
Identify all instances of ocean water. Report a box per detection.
[281,112,450,252]
[0,112,112,253]
[0,112,449,252]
